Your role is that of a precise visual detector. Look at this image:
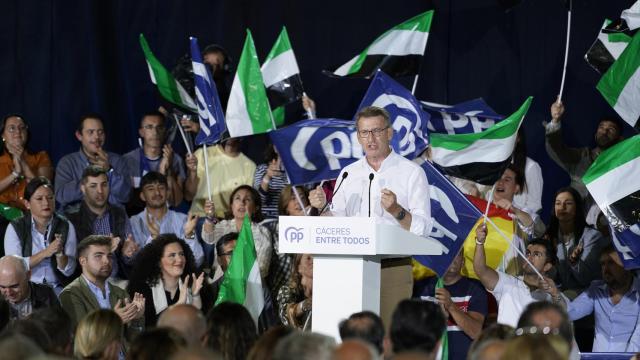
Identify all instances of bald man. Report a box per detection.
[0,255,59,320]
[157,304,207,347]
[333,340,378,360]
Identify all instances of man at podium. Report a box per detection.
[309,106,431,329]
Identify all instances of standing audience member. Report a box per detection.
[413,249,487,360]
[277,253,313,330]
[186,137,256,218]
[4,177,77,294]
[0,255,59,320]
[511,129,543,214]
[272,331,336,360]
[123,111,185,213]
[127,327,186,360]
[254,144,288,219]
[59,235,145,329]
[127,234,207,326]
[130,172,203,267]
[205,302,258,360]
[55,114,131,211]
[544,186,609,298]
[74,309,124,360]
[338,310,385,356]
[0,114,53,211]
[567,244,640,352]
[388,299,445,360]
[157,304,207,347]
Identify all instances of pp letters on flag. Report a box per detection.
[422,98,504,135]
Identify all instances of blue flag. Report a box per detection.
[190,37,226,145]
[611,224,640,270]
[413,160,483,277]
[422,98,504,135]
[355,70,430,159]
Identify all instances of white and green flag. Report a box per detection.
[430,97,533,185]
[139,34,197,112]
[215,214,265,324]
[325,10,433,78]
[583,134,640,230]
[597,30,640,129]
[226,29,274,137]
[585,19,631,75]
[262,26,304,126]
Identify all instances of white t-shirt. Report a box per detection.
[492,271,551,327]
[330,151,432,236]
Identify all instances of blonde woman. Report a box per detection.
[74,309,123,360]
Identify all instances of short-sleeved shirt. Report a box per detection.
[414,276,488,360]
[0,151,51,210]
[492,272,551,327]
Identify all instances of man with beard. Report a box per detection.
[546,99,624,224]
[473,224,563,327]
[567,244,640,352]
[55,114,131,211]
[59,235,145,327]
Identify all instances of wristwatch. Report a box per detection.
[395,208,406,221]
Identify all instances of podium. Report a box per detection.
[279,216,443,340]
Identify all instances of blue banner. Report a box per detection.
[422,98,504,135]
[611,224,640,270]
[354,70,430,159]
[190,37,226,146]
[413,160,483,277]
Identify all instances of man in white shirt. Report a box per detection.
[309,106,431,328]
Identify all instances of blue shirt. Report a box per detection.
[82,275,111,309]
[567,277,640,352]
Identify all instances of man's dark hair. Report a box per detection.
[599,116,624,135]
[139,110,166,127]
[0,298,9,333]
[205,302,257,360]
[517,301,573,348]
[128,327,186,360]
[216,232,239,257]
[76,113,104,133]
[390,299,445,354]
[505,163,525,192]
[77,235,112,258]
[0,318,53,353]
[338,310,385,354]
[527,238,557,265]
[140,171,168,189]
[24,177,52,201]
[81,165,109,183]
[30,307,73,356]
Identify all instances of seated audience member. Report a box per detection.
[517,301,577,359]
[388,299,446,360]
[277,253,313,330]
[272,332,336,360]
[0,114,53,211]
[467,324,514,360]
[0,333,44,360]
[157,304,207,347]
[501,333,569,360]
[55,114,131,211]
[185,137,256,218]
[247,325,294,360]
[0,255,59,320]
[201,185,272,278]
[74,309,124,360]
[567,244,640,352]
[59,235,145,329]
[127,234,208,326]
[253,144,288,219]
[130,172,204,267]
[473,224,562,327]
[333,339,378,360]
[546,99,624,225]
[30,307,74,357]
[205,302,258,360]
[544,186,609,298]
[123,111,185,213]
[4,177,77,294]
[0,318,53,353]
[413,249,487,360]
[66,165,135,279]
[127,327,187,360]
[512,129,543,214]
[338,310,385,356]
[169,346,222,360]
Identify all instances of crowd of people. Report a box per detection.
[0,42,637,360]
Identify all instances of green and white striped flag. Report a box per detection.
[430,97,533,185]
[215,214,265,324]
[262,26,304,127]
[325,10,434,78]
[583,134,640,230]
[139,34,197,112]
[226,29,274,137]
[585,19,631,75]
[597,30,640,129]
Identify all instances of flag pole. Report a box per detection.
[282,168,307,216]
[483,185,496,224]
[174,116,193,155]
[202,144,212,201]
[302,92,316,119]
[411,74,420,95]
[558,0,572,100]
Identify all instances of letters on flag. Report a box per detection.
[422,98,504,135]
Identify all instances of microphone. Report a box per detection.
[368,173,374,217]
[319,172,348,214]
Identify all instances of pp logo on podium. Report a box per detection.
[284,227,304,243]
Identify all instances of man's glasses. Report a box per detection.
[357,126,389,138]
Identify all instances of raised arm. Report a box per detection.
[473,224,499,291]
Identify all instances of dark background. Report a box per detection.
[0,0,636,218]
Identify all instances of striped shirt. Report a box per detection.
[253,163,289,219]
